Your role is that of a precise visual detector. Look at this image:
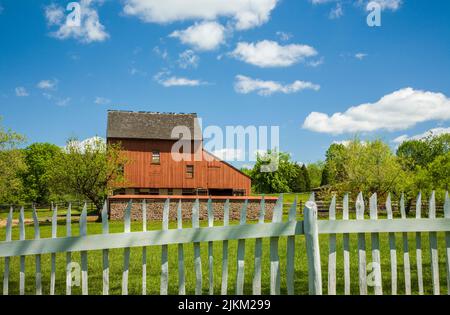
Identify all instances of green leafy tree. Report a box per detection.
[0,118,26,204]
[48,137,127,215]
[250,150,295,193]
[321,143,347,185]
[289,163,306,192]
[302,164,311,191]
[22,143,62,204]
[307,161,324,189]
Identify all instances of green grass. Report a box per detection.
[0,215,448,295]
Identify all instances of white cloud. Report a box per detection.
[234,75,320,96]
[123,0,278,30]
[329,3,343,19]
[307,57,324,67]
[15,87,29,97]
[45,0,109,44]
[94,97,111,105]
[393,127,450,144]
[303,88,450,134]
[153,46,169,59]
[37,79,58,90]
[355,52,368,60]
[363,0,402,11]
[154,71,207,87]
[230,40,317,68]
[170,21,226,51]
[177,50,199,69]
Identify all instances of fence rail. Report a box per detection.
[0,191,449,295]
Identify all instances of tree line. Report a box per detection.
[244,134,450,203]
[0,118,125,213]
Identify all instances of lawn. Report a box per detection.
[0,205,449,295]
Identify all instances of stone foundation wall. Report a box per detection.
[109,198,276,222]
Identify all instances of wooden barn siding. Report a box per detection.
[109,138,251,193]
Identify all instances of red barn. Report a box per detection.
[107,110,251,196]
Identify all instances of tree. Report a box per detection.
[307,161,324,189]
[289,163,306,192]
[321,143,347,185]
[302,164,311,191]
[22,143,62,204]
[48,137,127,215]
[250,150,295,194]
[0,118,26,204]
[397,133,450,170]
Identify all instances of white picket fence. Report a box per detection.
[0,191,449,295]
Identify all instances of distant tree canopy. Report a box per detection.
[247,150,311,194]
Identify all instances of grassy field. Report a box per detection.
[0,207,449,295]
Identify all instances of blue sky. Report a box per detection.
[1,0,450,167]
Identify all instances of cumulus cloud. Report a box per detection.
[392,127,450,144]
[302,88,450,134]
[123,0,278,30]
[234,75,320,96]
[170,21,226,51]
[37,79,58,90]
[44,0,109,44]
[276,31,292,41]
[15,87,29,97]
[230,40,317,68]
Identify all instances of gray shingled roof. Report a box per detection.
[107,110,202,140]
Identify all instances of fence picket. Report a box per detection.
[428,191,440,295]
[327,195,336,295]
[177,200,185,295]
[80,203,88,295]
[221,199,230,295]
[400,194,411,295]
[3,207,12,295]
[343,194,350,295]
[415,192,424,295]
[160,199,170,295]
[270,195,283,295]
[304,195,322,295]
[66,203,72,295]
[19,206,25,295]
[287,197,297,295]
[369,194,382,295]
[101,201,109,295]
[192,199,202,295]
[444,191,450,295]
[142,200,148,295]
[122,200,132,295]
[252,197,265,295]
[356,193,367,295]
[208,199,214,295]
[32,206,42,295]
[50,204,57,295]
[386,194,397,295]
[236,200,248,295]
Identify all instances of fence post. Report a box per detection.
[304,200,322,295]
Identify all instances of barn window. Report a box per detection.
[151,150,160,164]
[186,165,194,179]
